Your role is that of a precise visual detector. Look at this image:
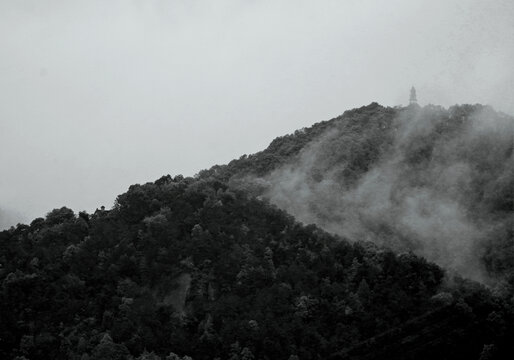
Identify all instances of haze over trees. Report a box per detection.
[1,103,513,359]
[216,103,514,285]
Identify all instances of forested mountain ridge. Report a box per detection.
[198,103,392,181]
[1,103,513,359]
[206,103,514,286]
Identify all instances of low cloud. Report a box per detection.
[254,104,513,283]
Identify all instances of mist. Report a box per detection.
[1,0,513,227]
[0,207,26,230]
[255,104,513,283]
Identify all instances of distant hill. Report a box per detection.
[1,103,513,359]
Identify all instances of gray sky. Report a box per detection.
[1,0,513,225]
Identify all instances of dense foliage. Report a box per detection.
[1,103,513,359]
[198,102,394,183]
[210,103,514,287]
[1,176,513,359]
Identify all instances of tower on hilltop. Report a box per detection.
[409,86,417,105]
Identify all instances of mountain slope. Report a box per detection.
[1,103,513,359]
[216,103,514,285]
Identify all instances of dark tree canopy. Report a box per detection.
[1,103,513,359]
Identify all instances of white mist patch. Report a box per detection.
[398,190,485,280]
[255,105,513,284]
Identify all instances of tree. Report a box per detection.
[357,279,371,305]
[136,350,161,360]
[240,347,254,360]
[90,334,130,360]
[45,207,75,225]
[479,344,497,360]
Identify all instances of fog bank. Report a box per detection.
[258,104,513,283]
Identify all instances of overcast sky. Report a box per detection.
[1,0,513,226]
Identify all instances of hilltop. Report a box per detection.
[206,103,514,285]
[1,103,513,359]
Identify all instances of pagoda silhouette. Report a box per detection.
[409,86,418,105]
